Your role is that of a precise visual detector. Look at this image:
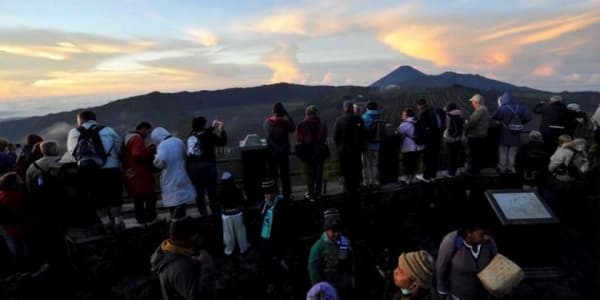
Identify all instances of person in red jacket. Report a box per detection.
[0,172,32,270]
[123,122,157,224]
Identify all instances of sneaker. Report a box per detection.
[304,192,316,203]
[415,175,431,183]
[398,175,409,184]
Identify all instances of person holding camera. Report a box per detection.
[0,138,18,176]
[187,116,227,216]
[264,102,296,200]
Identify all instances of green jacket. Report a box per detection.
[308,233,353,290]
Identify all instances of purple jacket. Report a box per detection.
[492,92,531,146]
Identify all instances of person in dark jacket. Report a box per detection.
[123,122,157,224]
[492,92,532,173]
[436,222,498,300]
[0,138,18,176]
[515,131,549,190]
[187,116,227,216]
[296,105,328,202]
[15,133,43,179]
[333,100,365,194]
[533,95,576,156]
[361,101,382,186]
[417,99,445,182]
[0,172,32,271]
[150,216,216,300]
[443,103,465,177]
[216,171,249,256]
[264,102,295,199]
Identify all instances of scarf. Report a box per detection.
[160,239,195,257]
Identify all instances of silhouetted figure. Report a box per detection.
[362,101,382,186]
[397,108,423,184]
[515,131,549,190]
[533,95,576,156]
[296,105,328,202]
[334,100,365,194]
[264,102,295,199]
[417,98,445,181]
[123,121,157,224]
[443,103,465,177]
[187,116,227,216]
[15,133,43,179]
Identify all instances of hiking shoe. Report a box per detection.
[304,192,316,203]
[415,175,431,183]
[398,175,409,184]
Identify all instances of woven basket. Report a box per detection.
[477,254,524,297]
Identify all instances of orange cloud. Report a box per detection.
[532,65,556,77]
[251,11,308,35]
[379,26,452,66]
[186,29,219,47]
[261,44,307,83]
[321,72,334,84]
[0,40,153,60]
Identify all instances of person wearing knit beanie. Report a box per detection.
[394,250,435,296]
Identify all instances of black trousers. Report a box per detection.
[188,161,217,216]
[339,150,362,193]
[468,137,486,174]
[402,151,420,176]
[446,141,463,176]
[268,154,291,198]
[423,142,440,179]
[134,193,157,224]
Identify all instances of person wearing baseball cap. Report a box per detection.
[465,94,489,175]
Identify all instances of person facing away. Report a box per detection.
[296,105,328,202]
[216,171,249,256]
[361,101,382,186]
[264,102,296,199]
[397,108,424,185]
[151,216,216,300]
[392,250,435,300]
[492,92,532,174]
[443,103,465,177]
[15,133,43,179]
[123,121,158,225]
[566,103,590,139]
[465,94,490,175]
[515,131,549,190]
[66,110,124,233]
[187,116,227,217]
[333,100,365,194]
[416,98,445,182]
[436,221,498,300]
[308,208,353,296]
[0,138,18,176]
[152,127,196,219]
[533,95,576,156]
[0,171,32,271]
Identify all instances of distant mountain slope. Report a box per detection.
[371,66,534,92]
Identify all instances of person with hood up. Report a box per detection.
[361,101,382,187]
[152,127,196,219]
[443,103,465,177]
[492,92,531,174]
[216,171,249,256]
[15,133,43,179]
[264,102,296,200]
[0,138,18,176]
[566,103,589,139]
[150,216,216,300]
[533,95,576,156]
[296,105,328,202]
[123,121,157,225]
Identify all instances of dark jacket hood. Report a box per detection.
[499,92,515,106]
[150,246,181,273]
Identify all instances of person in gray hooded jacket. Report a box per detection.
[151,216,216,300]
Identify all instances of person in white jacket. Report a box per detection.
[151,127,196,219]
[66,110,123,233]
[396,108,424,184]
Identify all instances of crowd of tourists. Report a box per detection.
[1,92,599,300]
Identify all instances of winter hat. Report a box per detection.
[25,134,43,146]
[306,281,340,300]
[305,105,318,116]
[550,95,562,103]
[398,250,434,289]
[169,216,195,244]
[323,208,342,230]
[567,103,580,112]
[262,178,276,193]
[529,130,543,142]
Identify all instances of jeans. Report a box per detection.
[268,154,291,198]
[304,158,324,197]
[498,145,518,171]
[188,161,217,216]
[362,150,379,185]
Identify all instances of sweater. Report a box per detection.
[308,233,353,290]
[466,106,489,138]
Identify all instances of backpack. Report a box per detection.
[409,121,427,146]
[72,125,109,170]
[566,149,589,178]
[188,131,204,160]
[366,119,387,143]
[447,114,464,139]
[505,106,524,133]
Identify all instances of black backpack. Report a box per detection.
[366,119,387,143]
[72,125,109,170]
[505,105,524,133]
[409,121,426,146]
[447,115,464,138]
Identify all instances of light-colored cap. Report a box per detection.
[469,94,484,103]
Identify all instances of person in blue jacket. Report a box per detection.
[492,92,531,173]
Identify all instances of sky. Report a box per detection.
[1,0,600,118]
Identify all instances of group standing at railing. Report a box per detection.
[1,93,599,299]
